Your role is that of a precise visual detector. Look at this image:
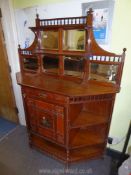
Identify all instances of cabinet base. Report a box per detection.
[30,133,104,163]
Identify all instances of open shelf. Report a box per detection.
[70,111,108,129]
[69,126,106,149]
[69,145,104,162]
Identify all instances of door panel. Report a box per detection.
[0,16,18,123]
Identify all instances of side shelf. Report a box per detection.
[69,125,106,149]
[70,145,104,162]
[71,111,108,128]
[69,99,113,129]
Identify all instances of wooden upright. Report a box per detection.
[16,9,126,163]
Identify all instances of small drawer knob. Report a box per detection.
[42,117,51,128]
[38,93,47,98]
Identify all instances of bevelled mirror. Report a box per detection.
[23,57,38,71]
[64,56,85,77]
[43,55,59,74]
[63,29,86,51]
[89,63,118,83]
[41,31,58,50]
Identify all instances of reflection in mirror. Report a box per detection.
[41,31,58,50]
[43,55,59,74]
[63,30,85,51]
[64,56,84,77]
[23,58,38,71]
[89,63,118,83]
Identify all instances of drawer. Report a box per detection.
[22,87,68,104]
[35,100,55,113]
[35,100,64,114]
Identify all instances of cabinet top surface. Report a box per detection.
[16,72,119,97]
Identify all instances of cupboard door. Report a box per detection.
[25,95,65,144]
[36,109,56,140]
[34,100,56,140]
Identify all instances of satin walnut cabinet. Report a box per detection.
[16,9,126,163]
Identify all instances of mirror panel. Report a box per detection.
[41,31,58,50]
[64,56,84,77]
[43,55,59,74]
[23,57,38,71]
[89,63,118,83]
[63,30,85,51]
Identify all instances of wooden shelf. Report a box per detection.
[69,145,104,162]
[33,50,86,56]
[70,111,108,129]
[70,128,106,149]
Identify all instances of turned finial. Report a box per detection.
[86,8,93,26]
[18,44,21,49]
[123,48,127,53]
[36,13,39,19]
[87,8,93,15]
[36,13,40,26]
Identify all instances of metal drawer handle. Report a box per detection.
[38,93,47,98]
[42,117,51,128]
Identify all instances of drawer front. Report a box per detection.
[35,100,64,115]
[35,100,55,113]
[22,87,68,104]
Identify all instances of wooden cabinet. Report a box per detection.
[23,87,65,143]
[16,9,126,163]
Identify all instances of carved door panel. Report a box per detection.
[34,100,56,140]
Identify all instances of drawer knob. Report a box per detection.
[42,117,51,128]
[38,93,47,98]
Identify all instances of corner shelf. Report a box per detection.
[70,111,108,129]
[70,145,104,162]
[69,125,106,149]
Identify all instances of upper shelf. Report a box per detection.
[32,15,87,29]
[18,8,126,87]
[18,8,126,56]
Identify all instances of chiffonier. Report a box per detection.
[16,9,126,163]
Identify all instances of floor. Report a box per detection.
[0,117,17,139]
[0,117,121,175]
[0,124,112,175]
